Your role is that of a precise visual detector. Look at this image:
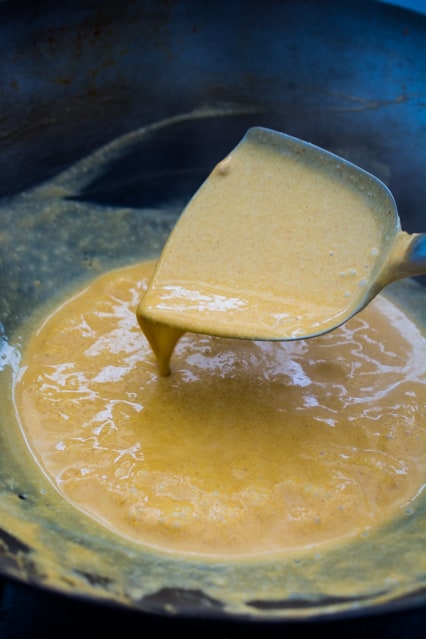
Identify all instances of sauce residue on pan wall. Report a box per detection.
[14,260,426,556]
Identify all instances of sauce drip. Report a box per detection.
[14,261,426,556]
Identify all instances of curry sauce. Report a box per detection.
[14,260,426,556]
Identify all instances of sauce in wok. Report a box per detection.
[14,260,426,555]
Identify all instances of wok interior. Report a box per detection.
[0,0,425,622]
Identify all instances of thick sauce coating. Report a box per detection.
[15,261,426,556]
[137,131,390,374]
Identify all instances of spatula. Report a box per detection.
[137,127,425,374]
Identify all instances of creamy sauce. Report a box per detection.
[2,112,425,616]
[14,260,426,556]
[137,129,393,375]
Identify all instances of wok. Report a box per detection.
[0,0,425,624]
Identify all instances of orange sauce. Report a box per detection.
[14,260,426,556]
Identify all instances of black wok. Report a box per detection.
[0,0,425,625]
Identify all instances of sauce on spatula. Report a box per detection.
[137,128,388,375]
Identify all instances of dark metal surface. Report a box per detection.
[1,0,425,229]
[1,578,426,638]
[0,0,425,628]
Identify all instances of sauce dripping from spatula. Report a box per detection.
[137,127,426,375]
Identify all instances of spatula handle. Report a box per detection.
[381,232,426,287]
[404,233,426,277]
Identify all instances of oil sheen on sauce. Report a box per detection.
[14,260,426,557]
[137,132,391,376]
